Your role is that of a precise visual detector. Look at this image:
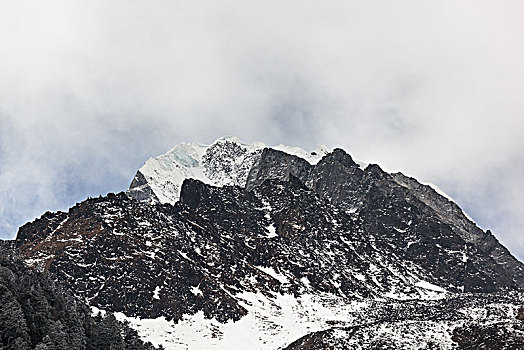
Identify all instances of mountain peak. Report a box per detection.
[127,136,332,205]
[12,135,524,349]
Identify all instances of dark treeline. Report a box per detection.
[0,245,163,350]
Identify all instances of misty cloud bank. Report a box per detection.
[0,1,523,259]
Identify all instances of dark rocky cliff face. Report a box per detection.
[127,171,160,203]
[11,145,524,349]
[246,147,524,292]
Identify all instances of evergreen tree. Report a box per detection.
[0,284,30,349]
[0,246,161,350]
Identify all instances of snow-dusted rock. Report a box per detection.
[14,136,524,350]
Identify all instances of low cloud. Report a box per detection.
[0,1,523,259]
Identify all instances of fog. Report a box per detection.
[1,0,523,259]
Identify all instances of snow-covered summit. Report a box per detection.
[127,136,331,204]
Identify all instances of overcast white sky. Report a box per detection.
[1,1,523,259]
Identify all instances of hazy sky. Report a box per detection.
[1,1,523,259]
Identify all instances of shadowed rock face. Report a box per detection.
[245,148,313,190]
[127,171,160,203]
[517,307,524,320]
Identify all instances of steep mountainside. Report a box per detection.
[12,137,524,349]
[127,137,524,291]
